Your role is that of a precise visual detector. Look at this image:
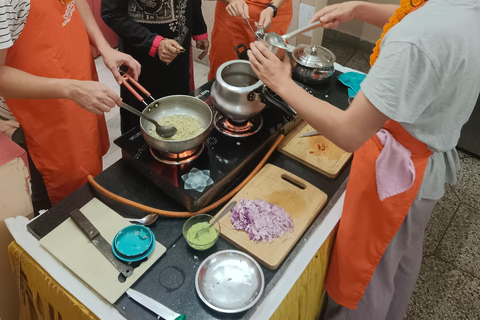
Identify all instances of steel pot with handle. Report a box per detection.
[211,59,296,121]
[122,74,213,154]
[290,44,336,85]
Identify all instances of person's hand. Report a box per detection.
[158,39,185,64]
[226,0,249,19]
[68,80,122,115]
[310,2,357,29]
[247,41,292,94]
[101,47,141,84]
[195,39,209,60]
[257,7,274,31]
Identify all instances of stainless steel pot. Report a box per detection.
[290,45,336,85]
[211,60,296,121]
[122,74,213,154]
[211,60,265,121]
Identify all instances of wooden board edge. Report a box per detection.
[278,120,307,149]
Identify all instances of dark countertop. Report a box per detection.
[27,72,351,320]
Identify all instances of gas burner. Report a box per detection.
[149,144,204,165]
[214,112,263,137]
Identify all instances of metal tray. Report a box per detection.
[195,250,264,313]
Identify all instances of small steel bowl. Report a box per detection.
[182,214,220,251]
[195,250,265,313]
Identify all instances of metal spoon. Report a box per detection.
[244,19,265,40]
[263,21,323,50]
[194,201,237,239]
[128,213,158,226]
[121,102,177,138]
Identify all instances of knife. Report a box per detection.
[299,130,321,138]
[126,288,186,320]
[69,209,134,278]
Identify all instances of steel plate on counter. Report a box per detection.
[195,250,264,313]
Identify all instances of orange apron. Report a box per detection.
[324,120,432,309]
[5,0,109,205]
[208,0,292,81]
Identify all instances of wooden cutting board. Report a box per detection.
[277,120,352,178]
[39,198,166,304]
[214,164,327,270]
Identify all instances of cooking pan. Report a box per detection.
[121,74,214,154]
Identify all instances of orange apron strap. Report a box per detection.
[5,0,109,205]
[325,120,432,309]
[208,0,292,81]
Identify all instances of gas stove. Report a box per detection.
[115,80,293,212]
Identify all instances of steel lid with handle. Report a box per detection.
[292,44,336,69]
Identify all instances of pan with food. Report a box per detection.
[121,73,214,154]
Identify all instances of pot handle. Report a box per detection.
[121,73,155,106]
[261,86,297,122]
[235,43,249,60]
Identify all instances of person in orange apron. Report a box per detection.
[0,0,141,214]
[207,0,292,81]
[247,0,480,319]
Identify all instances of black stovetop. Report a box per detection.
[114,81,292,212]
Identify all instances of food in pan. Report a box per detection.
[230,198,294,243]
[149,115,204,140]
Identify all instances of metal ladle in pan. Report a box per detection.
[120,102,177,138]
[120,73,177,138]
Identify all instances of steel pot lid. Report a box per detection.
[292,44,336,68]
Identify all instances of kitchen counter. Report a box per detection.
[14,66,355,320]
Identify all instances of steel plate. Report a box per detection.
[195,250,265,313]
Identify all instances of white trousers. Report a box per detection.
[324,195,438,320]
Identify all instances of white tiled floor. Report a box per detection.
[95,56,210,169]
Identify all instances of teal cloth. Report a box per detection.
[338,72,366,98]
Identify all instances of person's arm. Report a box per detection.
[0,49,121,114]
[192,0,209,60]
[257,0,287,31]
[310,1,399,29]
[76,0,140,84]
[247,42,388,152]
[100,0,182,64]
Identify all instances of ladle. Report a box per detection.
[128,213,158,226]
[121,102,177,138]
[264,21,322,49]
[244,19,263,40]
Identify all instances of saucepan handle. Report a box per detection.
[121,73,155,106]
[261,86,297,121]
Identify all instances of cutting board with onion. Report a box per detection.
[214,164,327,270]
[277,120,352,178]
[39,198,166,304]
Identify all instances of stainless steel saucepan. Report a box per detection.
[121,74,214,154]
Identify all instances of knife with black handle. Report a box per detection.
[69,209,134,278]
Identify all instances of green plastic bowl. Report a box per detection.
[183,214,221,251]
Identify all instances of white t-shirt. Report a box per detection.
[0,0,30,122]
[361,0,480,200]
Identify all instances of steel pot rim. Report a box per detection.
[215,60,264,92]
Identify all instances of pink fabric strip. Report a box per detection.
[192,33,208,41]
[149,35,164,57]
[376,129,416,201]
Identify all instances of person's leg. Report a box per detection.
[324,196,437,320]
[11,127,52,216]
[384,197,437,320]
